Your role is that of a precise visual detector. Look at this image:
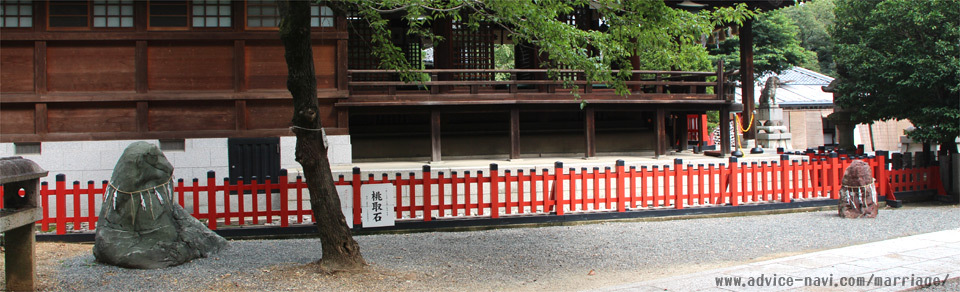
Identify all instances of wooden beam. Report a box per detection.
[510,109,520,159]
[33,41,46,94]
[235,100,247,131]
[720,107,730,156]
[34,103,47,136]
[584,107,596,158]
[136,101,148,132]
[739,20,756,140]
[234,40,245,92]
[655,108,666,158]
[135,41,148,93]
[431,110,442,162]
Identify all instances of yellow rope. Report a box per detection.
[738,112,755,132]
[734,115,743,149]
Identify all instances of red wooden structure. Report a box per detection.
[1,152,946,235]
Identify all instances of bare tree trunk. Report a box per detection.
[278,0,366,272]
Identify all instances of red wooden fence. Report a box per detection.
[1,152,947,235]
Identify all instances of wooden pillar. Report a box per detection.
[739,20,756,140]
[431,110,442,162]
[510,109,520,160]
[656,108,666,158]
[585,107,596,158]
[721,107,731,156]
[433,18,453,93]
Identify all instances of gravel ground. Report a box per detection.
[28,203,960,291]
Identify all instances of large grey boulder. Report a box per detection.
[93,142,227,269]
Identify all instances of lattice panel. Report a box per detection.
[450,17,494,81]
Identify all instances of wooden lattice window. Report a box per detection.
[149,0,230,30]
[245,0,277,28]
[48,1,89,28]
[93,0,133,28]
[347,15,381,81]
[48,0,134,29]
[247,1,333,30]
[450,17,494,81]
[310,4,333,28]
[149,1,187,28]
[191,0,230,28]
[1,0,33,28]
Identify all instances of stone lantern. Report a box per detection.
[0,156,48,291]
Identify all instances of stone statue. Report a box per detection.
[838,160,879,218]
[759,76,780,107]
[93,142,227,269]
[756,77,791,148]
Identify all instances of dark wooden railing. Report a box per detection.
[346,63,732,103]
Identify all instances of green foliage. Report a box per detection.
[709,10,816,80]
[706,110,719,135]
[338,0,756,97]
[782,0,836,76]
[494,44,514,81]
[833,0,960,145]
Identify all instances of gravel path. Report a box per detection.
[45,203,959,291]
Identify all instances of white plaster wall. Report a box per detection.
[1,135,352,184]
[280,134,352,178]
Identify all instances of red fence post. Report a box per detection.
[424,165,434,221]
[221,177,231,225]
[502,170,510,215]
[86,180,96,230]
[830,153,840,199]
[176,178,184,207]
[438,171,447,217]
[279,169,289,227]
[616,160,626,212]
[674,159,684,209]
[206,171,217,230]
[652,165,661,207]
[72,181,81,230]
[40,181,49,232]
[351,167,361,226]
[55,174,66,235]
[251,176,261,225]
[629,166,638,209]
[451,171,460,216]
[490,163,499,219]
[780,155,791,203]
[639,166,649,207]
[875,151,890,200]
[477,171,485,216]
[554,162,565,215]
[540,168,549,213]
[604,167,613,210]
[295,175,305,223]
[728,158,739,206]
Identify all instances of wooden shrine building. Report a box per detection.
[0,0,798,179]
